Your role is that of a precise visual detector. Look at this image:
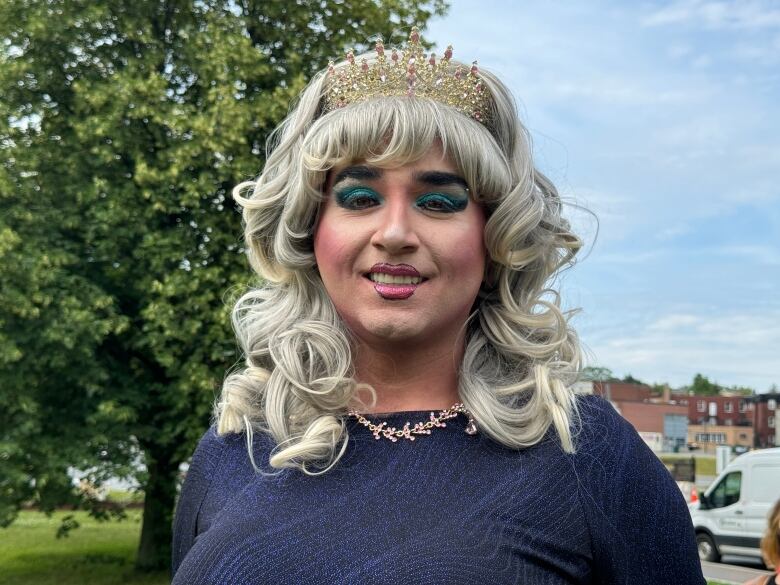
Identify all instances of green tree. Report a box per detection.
[689,373,721,396]
[621,373,644,385]
[580,366,615,382]
[0,0,446,572]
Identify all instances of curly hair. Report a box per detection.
[762,498,780,569]
[214,51,586,475]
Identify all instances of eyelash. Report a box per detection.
[335,188,467,213]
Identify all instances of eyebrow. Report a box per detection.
[332,165,381,185]
[332,165,469,190]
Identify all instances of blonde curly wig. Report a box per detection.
[215,51,586,476]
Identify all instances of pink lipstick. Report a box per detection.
[366,263,425,300]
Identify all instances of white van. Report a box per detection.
[689,447,780,564]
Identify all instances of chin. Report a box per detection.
[350,315,428,344]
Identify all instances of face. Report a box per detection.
[313,143,486,348]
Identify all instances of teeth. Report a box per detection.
[368,273,422,285]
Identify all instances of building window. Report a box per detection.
[725,419,733,426]
[739,433,747,440]
[769,399,777,410]
[770,416,775,428]
[695,432,727,444]
[739,400,747,413]
[697,400,706,412]
[724,402,733,413]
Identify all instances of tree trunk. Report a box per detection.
[135,449,178,572]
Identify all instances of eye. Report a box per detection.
[335,187,381,210]
[415,193,468,213]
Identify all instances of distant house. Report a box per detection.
[588,380,778,452]
[592,382,688,453]
[686,423,754,453]
[750,393,780,448]
[687,395,753,428]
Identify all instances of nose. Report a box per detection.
[370,197,420,254]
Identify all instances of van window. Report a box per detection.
[749,465,780,503]
[710,471,741,508]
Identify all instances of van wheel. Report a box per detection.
[696,533,720,562]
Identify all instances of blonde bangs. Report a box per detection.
[301,96,512,204]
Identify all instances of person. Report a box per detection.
[171,28,705,584]
[743,498,780,585]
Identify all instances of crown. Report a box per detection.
[323,27,492,126]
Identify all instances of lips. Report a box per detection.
[364,263,427,300]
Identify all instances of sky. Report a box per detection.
[425,0,780,391]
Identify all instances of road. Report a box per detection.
[702,558,773,584]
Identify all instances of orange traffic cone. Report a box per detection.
[690,486,698,503]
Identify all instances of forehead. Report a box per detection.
[328,143,463,185]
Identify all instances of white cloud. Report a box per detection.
[714,245,780,265]
[642,0,780,30]
[647,314,702,331]
[584,309,780,390]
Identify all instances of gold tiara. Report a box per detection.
[323,27,492,126]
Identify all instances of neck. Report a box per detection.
[350,334,465,414]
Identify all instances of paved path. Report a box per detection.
[702,560,772,583]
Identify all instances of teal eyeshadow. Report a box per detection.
[334,187,468,212]
[415,193,468,212]
[335,187,380,207]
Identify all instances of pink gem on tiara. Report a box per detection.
[375,40,385,57]
[455,66,462,80]
[346,51,355,65]
[429,53,436,67]
[410,27,420,43]
[471,61,479,76]
[444,45,453,60]
[361,59,369,73]
[391,49,399,64]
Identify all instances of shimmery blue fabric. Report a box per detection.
[171,394,705,584]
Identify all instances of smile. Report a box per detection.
[364,263,428,300]
[367,273,422,284]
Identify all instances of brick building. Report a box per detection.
[686,424,754,453]
[688,395,754,427]
[610,400,690,452]
[592,381,652,402]
[751,393,780,448]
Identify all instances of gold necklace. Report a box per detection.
[348,402,478,442]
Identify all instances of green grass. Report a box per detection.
[0,510,169,585]
[659,454,717,476]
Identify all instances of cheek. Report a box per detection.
[313,216,353,276]
[447,212,487,281]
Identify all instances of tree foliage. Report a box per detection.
[689,373,721,396]
[580,366,616,382]
[0,0,446,572]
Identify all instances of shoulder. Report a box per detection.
[182,424,276,510]
[570,393,637,451]
[568,392,668,477]
[184,425,272,532]
[187,424,269,489]
[187,426,244,480]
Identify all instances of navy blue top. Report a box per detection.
[171,394,705,584]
